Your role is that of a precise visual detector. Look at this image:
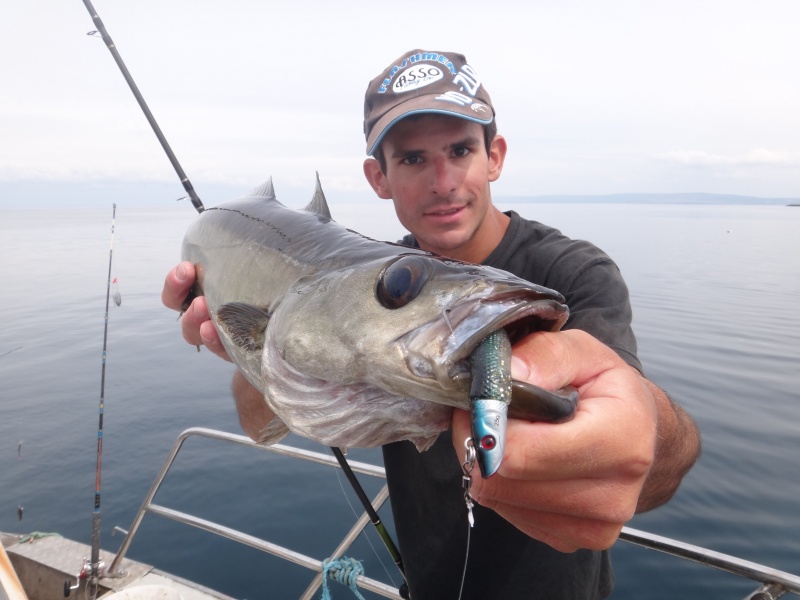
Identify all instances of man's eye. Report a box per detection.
[402,155,422,165]
[452,146,471,158]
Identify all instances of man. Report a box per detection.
[163,50,700,599]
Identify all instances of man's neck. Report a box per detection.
[421,207,510,264]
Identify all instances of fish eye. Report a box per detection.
[376,256,432,309]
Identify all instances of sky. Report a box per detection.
[2,0,799,207]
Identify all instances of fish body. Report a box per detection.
[182,177,573,452]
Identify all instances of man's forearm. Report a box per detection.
[636,378,701,513]
[232,370,276,441]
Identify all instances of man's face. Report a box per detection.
[364,115,507,263]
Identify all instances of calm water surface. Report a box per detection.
[1,200,798,599]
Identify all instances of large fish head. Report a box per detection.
[268,252,568,408]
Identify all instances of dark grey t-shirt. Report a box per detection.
[383,211,640,600]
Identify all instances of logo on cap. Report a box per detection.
[392,65,445,94]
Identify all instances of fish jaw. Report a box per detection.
[397,282,569,405]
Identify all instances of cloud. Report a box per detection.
[655,149,798,167]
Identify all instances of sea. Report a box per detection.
[1,199,798,599]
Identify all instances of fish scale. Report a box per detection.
[469,329,513,403]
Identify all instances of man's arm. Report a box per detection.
[637,379,700,512]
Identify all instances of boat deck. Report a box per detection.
[2,531,232,600]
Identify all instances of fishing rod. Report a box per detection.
[331,447,406,575]
[88,204,120,600]
[80,3,409,593]
[81,0,204,214]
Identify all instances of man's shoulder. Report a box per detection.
[491,211,613,280]
[508,211,608,253]
[398,232,418,247]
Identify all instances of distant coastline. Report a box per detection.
[498,192,799,206]
[1,181,798,209]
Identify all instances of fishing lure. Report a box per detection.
[469,329,580,478]
[469,329,513,478]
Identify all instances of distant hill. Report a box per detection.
[498,192,799,205]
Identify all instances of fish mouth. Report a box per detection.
[443,293,568,384]
[401,289,569,391]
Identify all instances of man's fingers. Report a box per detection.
[198,315,231,361]
[162,261,196,310]
[180,296,208,346]
[510,330,620,392]
[490,503,625,552]
[179,296,231,361]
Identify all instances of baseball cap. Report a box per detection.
[364,49,495,156]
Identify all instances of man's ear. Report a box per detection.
[363,157,393,199]
[488,134,508,183]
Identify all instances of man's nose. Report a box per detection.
[430,157,457,196]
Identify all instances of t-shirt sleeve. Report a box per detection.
[491,214,642,373]
[544,244,642,373]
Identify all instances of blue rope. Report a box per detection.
[320,556,367,600]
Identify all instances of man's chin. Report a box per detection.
[417,231,471,258]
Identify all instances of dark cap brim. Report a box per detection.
[366,95,494,156]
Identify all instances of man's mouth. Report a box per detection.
[424,205,465,218]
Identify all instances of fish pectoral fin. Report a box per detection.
[509,381,579,423]
[254,416,291,446]
[216,302,272,352]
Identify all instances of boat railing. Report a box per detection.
[107,427,800,600]
[108,427,403,599]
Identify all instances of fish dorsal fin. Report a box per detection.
[303,172,332,220]
[215,302,272,352]
[245,178,276,200]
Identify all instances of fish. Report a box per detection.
[182,176,578,463]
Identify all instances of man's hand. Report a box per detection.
[162,261,277,438]
[452,329,697,553]
[162,261,230,361]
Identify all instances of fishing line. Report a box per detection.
[457,437,477,600]
[0,346,23,359]
[457,521,472,600]
[332,465,398,588]
[330,448,407,586]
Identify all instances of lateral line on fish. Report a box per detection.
[206,206,292,244]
